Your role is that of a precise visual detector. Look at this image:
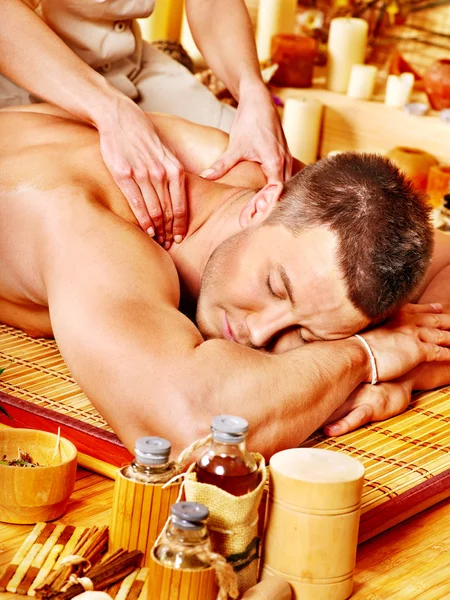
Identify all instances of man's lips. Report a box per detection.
[222,311,236,342]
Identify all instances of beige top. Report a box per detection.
[23,0,155,68]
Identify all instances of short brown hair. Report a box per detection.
[265,152,433,320]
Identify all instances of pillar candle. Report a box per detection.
[256,0,297,62]
[138,0,184,43]
[385,73,415,107]
[347,64,377,100]
[327,18,368,93]
[282,97,323,164]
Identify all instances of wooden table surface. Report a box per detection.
[0,467,449,600]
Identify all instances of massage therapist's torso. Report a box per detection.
[0,105,265,337]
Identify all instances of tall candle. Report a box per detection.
[385,73,415,107]
[347,64,377,100]
[256,0,297,62]
[327,18,368,93]
[282,97,323,164]
[138,0,184,43]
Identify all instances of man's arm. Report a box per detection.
[43,194,450,457]
[325,232,450,437]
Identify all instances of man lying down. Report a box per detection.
[1,103,450,457]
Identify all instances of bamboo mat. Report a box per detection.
[0,323,449,542]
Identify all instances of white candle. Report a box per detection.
[347,64,377,100]
[327,18,368,93]
[282,97,323,164]
[138,0,184,43]
[256,0,297,62]
[384,73,415,107]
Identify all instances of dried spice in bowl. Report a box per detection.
[0,450,40,467]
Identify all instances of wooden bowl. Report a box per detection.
[0,428,77,524]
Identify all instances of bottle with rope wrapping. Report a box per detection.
[150,502,220,600]
[154,501,212,569]
[123,436,177,483]
[109,436,181,565]
[195,415,262,496]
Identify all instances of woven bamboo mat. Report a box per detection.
[0,323,449,542]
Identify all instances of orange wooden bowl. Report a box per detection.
[0,428,77,524]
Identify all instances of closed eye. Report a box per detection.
[267,273,282,299]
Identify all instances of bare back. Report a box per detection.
[0,106,265,336]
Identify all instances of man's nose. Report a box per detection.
[246,310,293,349]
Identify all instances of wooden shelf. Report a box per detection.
[274,86,450,163]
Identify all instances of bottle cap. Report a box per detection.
[171,502,209,530]
[211,415,249,443]
[134,436,171,465]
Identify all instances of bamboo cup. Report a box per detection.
[109,468,181,566]
[261,448,364,600]
[0,428,77,524]
[147,554,218,600]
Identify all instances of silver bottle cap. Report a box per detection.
[211,415,249,443]
[171,502,209,530]
[135,436,171,465]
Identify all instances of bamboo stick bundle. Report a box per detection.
[33,527,109,597]
[35,549,143,600]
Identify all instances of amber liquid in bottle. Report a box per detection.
[195,455,262,497]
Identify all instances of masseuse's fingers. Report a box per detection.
[96,97,187,245]
[201,147,242,181]
[201,86,292,183]
[117,177,156,236]
[166,155,186,246]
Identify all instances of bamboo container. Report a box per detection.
[261,448,364,600]
[147,554,217,600]
[0,428,77,524]
[109,467,181,567]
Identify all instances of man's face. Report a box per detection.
[196,224,370,351]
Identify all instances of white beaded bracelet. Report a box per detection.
[354,334,378,385]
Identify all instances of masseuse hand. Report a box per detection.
[96,96,185,248]
[201,85,292,183]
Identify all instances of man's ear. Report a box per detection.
[239,182,284,228]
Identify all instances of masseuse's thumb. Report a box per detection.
[200,150,241,181]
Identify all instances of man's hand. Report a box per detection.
[362,303,450,381]
[323,380,412,436]
[201,85,292,183]
[96,96,186,248]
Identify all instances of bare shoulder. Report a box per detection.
[148,112,267,188]
[0,103,79,120]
